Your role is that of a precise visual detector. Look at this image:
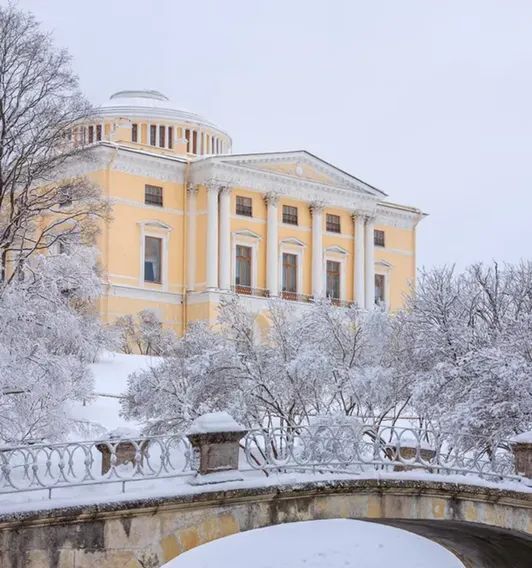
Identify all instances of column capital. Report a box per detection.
[219,185,232,195]
[309,201,325,215]
[205,180,222,193]
[353,209,375,222]
[187,182,199,195]
[264,192,280,206]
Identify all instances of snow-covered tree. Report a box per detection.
[0,245,106,443]
[402,262,532,444]
[121,296,409,433]
[0,3,107,283]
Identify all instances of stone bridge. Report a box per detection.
[1,478,531,568]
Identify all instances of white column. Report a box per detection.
[364,216,375,309]
[353,213,366,308]
[310,203,324,298]
[206,184,220,290]
[265,193,279,296]
[218,186,231,290]
[187,184,198,291]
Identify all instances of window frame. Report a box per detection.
[375,273,386,305]
[144,184,163,207]
[144,235,163,284]
[235,244,252,288]
[374,229,385,247]
[131,123,138,143]
[282,252,298,294]
[326,259,341,299]
[235,195,253,217]
[282,205,298,225]
[326,213,341,233]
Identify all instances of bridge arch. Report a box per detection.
[0,478,530,568]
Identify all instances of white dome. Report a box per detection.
[96,89,228,136]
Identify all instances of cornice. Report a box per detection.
[190,159,379,213]
[376,203,425,230]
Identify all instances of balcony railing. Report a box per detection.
[280,291,313,303]
[231,285,269,297]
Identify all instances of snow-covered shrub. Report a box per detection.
[114,309,178,355]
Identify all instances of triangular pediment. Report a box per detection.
[215,151,386,197]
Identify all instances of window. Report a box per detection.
[185,129,191,152]
[149,125,156,146]
[131,124,138,142]
[96,124,102,141]
[374,229,385,247]
[192,130,198,154]
[282,205,298,225]
[159,125,165,148]
[326,213,341,233]
[144,236,162,283]
[375,274,386,305]
[145,184,163,206]
[326,260,341,299]
[88,125,94,143]
[236,196,253,217]
[235,245,252,288]
[282,253,297,293]
[168,126,173,149]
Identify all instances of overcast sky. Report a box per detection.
[12,0,532,268]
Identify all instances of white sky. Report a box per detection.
[12,0,532,268]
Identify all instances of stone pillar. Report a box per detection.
[96,429,149,475]
[218,186,232,291]
[186,184,198,291]
[206,183,220,290]
[310,203,324,299]
[186,412,248,485]
[364,216,375,309]
[510,433,532,479]
[389,440,436,473]
[265,193,279,296]
[353,213,365,308]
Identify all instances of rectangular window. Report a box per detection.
[374,229,385,247]
[88,125,94,143]
[282,253,297,293]
[235,245,252,288]
[159,125,165,148]
[145,184,163,206]
[96,124,102,141]
[326,260,341,299]
[149,125,156,146]
[144,236,162,283]
[131,124,138,142]
[282,205,298,225]
[192,130,198,154]
[326,213,341,233]
[236,196,253,217]
[375,274,386,305]
[168,126,173,149]
[185,129,191,152]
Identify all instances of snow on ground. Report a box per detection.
[163,519,464,568]
[70,351,160,436]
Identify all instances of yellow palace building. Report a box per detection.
[76,90,424,333]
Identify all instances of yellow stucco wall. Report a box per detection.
[86,150,419,335]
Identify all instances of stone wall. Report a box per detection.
[0,479,531,568]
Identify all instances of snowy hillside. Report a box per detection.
[70,351,160,438]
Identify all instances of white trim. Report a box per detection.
[106,284,182,304]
